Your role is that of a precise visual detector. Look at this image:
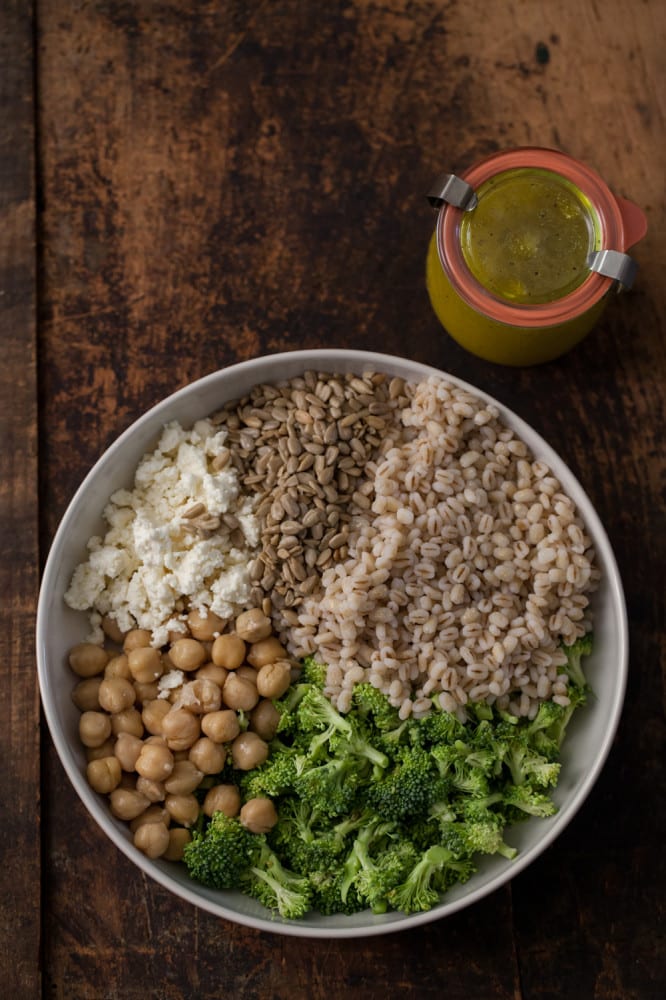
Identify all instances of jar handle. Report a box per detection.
[617,196,648,249]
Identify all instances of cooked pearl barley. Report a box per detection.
[290,375,596,720]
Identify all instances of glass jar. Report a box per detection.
[426,147,647,365]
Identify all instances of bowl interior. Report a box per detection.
[37,349,628,937]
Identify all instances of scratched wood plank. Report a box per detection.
[37,1,665,997]
[0,1,40,997]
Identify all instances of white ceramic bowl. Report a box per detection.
[37,349,628,937]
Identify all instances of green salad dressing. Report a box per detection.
[460,168,600,304]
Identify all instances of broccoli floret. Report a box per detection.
[431,740,492,797]
[269,798,341,873]
[562,633,593,690]
[419,707,466,746]
[503,783,559,819]
[505,734,561,789]
[183,812,259,890]
[329,719,390,773]
[387,845,462,914]
[352,683,402,730]
[243,842,312,919]
[355,841,420,913]
[292,686,355,760]
[549,685,588,751]
[239,743,299,799]
[368,745,445,822]
[308,868,365,916]
[300,656,328,689]
[443,803,517,861]
[339,815,397,902]
[294,755,364,817]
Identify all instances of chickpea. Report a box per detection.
[86,756,122,794]
[235,608,272,643]
[189,737,227,775]
[86,738,116,762]
[144,734,168,747]
[222,672,259,712]
[69,642,109,678]
[130,804,170,832]
[211,633,246,670]
[133,680,159,704]
[163,827,192,861]
[236,665,259,682]
[109,787,150,821]
[231,731,269,771]
[164,760,203,795]
[101,614,125,644]
[114,731,144,771]
[187,608,227,641]
[111,706,144,738]
[196,663,228,687]
[240,797,278,834]
[98,676,136,714]
[169,638,206,673]
[246,637,287,669]
[256,660,292,699]
[136,775,166,803]
[201,709,241,744]
[203,784,241,818]
[175,678,222,715]
[104,654,131,680]
[142,698,172,735]
[165,793,200,828]
[166,626,189,645]
[249,699,280,741]
[133,821,170,859]
[161,708,201,751]
[123,628,152,653]
[128,646,163,684]
[135,742,175,782]
[79,711,112,748]
[71,677,102,712]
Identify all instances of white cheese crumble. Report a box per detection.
[65,418,259,647]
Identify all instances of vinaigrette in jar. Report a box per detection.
[426,148,647,366]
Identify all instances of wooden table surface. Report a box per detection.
[2,1,664,997]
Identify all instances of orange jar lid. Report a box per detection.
[431,147,647,329]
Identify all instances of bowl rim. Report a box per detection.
[36,348,629,937]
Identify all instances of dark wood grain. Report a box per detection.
[0,1,40,998]
[5,0,662,996]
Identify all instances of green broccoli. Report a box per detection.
[308,868,365,916]
[239,742,300,799]
[293,686,354,759]
[502,783,559,819]
[338,815,397,900]
[300,656,328,688]
[387,845,464,914]
[368,745,445,822]
[294,754,364,817]
[243,842,312,919]
[562,633,593,690]
[419,707,466,746]
[505,734,562,789]
[269,798,342,873]
[183,812,259,890]
[355,841,420,913]
[352,682,403,731]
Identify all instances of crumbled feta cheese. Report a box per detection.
[64,418,259,645]
[157,669,185,699]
